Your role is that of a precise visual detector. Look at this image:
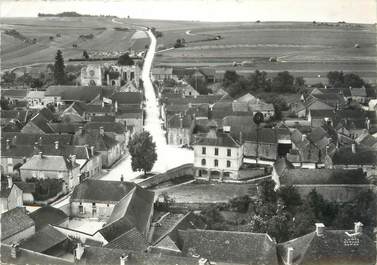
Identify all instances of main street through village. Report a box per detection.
[101,28,194,182]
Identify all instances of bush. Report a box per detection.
[26,178,63,201]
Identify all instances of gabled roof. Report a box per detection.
[90,115,116,122]
[29,205,68,231]
[277,229,376,265]
[277,168,367,186]
[244,128,277,144]
[46,86,110,102]
[20,154,79,171]
[167,114,193,129]
[0,110,32,123]
[19,225,67,253]
[99,186,154,241]
[2,132,73,145]
[82,246,198,265]
[2,89,28,98]
[1,243,73,265]
[0,143,35,158]
[84,122,126,134]
[25,113,55,133]
[194,131,240,147]
[1,207,35,240]
[112,92,142,105]
[331,144,377,165]
[71,179,136,203]
[104,227,148,251]
[72,129,119,151]
[0,183,19,198]
[179,229,278,265]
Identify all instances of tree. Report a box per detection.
[54,49,66,85]
[223,70,239,86]
[83,50,89,60]
[343,73,365,88]
[127,131,157,175]
[1,71,16,85]
[272,71,295,93]
[257,179,277,203]
[118,53,134,66]
[294,76,306,91]
[327,71,344,88]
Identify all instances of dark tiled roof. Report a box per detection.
[0,143,35,158]
[112,92,143,105]
[71,179,136,203]
[21,154,79,171]
[35,145,93,160]
[331,145,377,165]
[277,229,376,265]
[73,129,119,151]
[14,182,36,193]
[99,186,154,241]
[278,168,367,185]
[82,246,198,265]
[1,243,73,265]
[0,110,32,123]
[46,86,104,102]
[84,122,126,134]
[167,114,193,129]
[2,89,28,98]
[1,132,73,146]
[90,115,116,122]
[84,104,114,114]
[29,205,68,231]
[179,229,278,265]
[244,128,277,144]
[104,227,148,252]
[26,113,56,133]
[1,207,35,240]
[359,134,377,147]
[50,123,82,134]
[194,131,240,147]
[19,225,67,253]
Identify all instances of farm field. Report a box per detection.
[0,17,150,69]
[1,17,376,84]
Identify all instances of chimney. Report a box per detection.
[354,222,363,234]
[71,155,76,165]
[179,116,183,129]
[78,126,83,135]
[12,135,17,145]
[120,254,130,265]
[7,175,13,189]
[115,100,118,112]
[301,134,307,142]
[74,243,85,261]
[365,117,370,130]
[6,139,10,150]
[325,145,329,156]
[107,74,110,85]
[39,152,43,159]
[54,141,59,150]
[99,126,105,136]
[315,223,325,236]
[351,143,356,154]
[91,146,95,156]
[11,244,19,259]
[239,131,243,143]
[223,126,231,133]
[286,247,294,265]
[120,175,124,182]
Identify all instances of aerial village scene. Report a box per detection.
[0,0,376,264]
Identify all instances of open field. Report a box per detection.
[0,17,150,69]
[1,17,376,84]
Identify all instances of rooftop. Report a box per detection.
[1,207,35,240]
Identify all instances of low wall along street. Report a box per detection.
[138,163,194,188]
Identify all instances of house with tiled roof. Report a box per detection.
[21,112,56,134]
[277,222,376,265]
[70,179,137,219]
[1,176,23,213]
[178,229,278,265]
[167,113,195,145]
[0,139,34,175]
[73,127,121,168]
[60,102,87,123]
[19,225,69,256]
[193,121,243,179]
[152,67,173,81]
[103,227,148,252]
[1,207,35,244]
[29,205,69,231]
[20,152,81,191]
[343,86,370,104]
[0,110,33,127]
[1,243,73,265]
[98,185,155,242]
[26,90,55,109]
[243,128,278,163]
[325,143,377,177]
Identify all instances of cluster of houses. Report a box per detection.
[1,64,145,210]
[1,178,376,265]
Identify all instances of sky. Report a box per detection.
[1,0,376,23]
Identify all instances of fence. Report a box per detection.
[138,163,194,188]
